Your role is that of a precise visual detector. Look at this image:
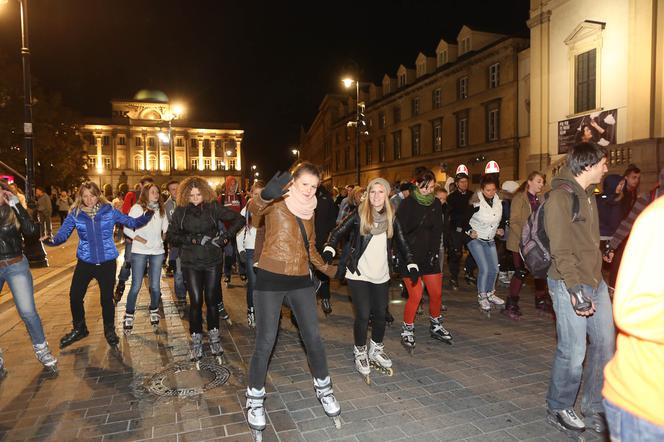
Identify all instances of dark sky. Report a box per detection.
[0,0,529,176]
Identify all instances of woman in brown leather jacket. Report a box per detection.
[244,162,341,438]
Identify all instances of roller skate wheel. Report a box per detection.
[251,429,263,442]
[364,375,371,385]
[386,367,394,376]
[226,319,233,326]
[332,416,341,429]
[195,360,201,370]
[216,355,224,365]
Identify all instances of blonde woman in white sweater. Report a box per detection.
[463,174,506,315]
[122,183,169,333]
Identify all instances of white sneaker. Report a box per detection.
[487,291,505,305]
[548,408,586,431]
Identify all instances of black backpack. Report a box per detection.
[519,183,579,279]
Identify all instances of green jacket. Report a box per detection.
[544,166,603,288]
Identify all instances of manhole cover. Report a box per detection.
[134,359,231,399]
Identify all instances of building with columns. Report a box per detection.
[80,89,244,191]
[300,26,530,188]
[527,0,664,188]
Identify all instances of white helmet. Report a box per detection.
[455,164,469,178]
[485,160,500,174]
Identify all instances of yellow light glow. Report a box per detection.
[291,149,299,155]
[172,103,185,117]
[226,150,232,156]
[342,78,355,89]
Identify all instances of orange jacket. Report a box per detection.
[603,197,664,427]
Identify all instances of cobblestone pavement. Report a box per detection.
[0,237,607,441]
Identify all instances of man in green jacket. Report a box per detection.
[544,142,616,436]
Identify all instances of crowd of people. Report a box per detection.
[0,141,662,441]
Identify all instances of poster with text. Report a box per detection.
[558,109,617,154]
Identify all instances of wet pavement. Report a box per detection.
[0,236,606,441]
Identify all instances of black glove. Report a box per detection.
[407,264,420,284]
[261,171,292,201]
[568,284,593,313]
[321,250,334,264]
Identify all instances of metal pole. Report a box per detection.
[168,118,174,172]
[18,0,48,267]
[355,81,360,185]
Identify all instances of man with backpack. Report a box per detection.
[542,142,615,436]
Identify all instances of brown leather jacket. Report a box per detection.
[248,195,337,278]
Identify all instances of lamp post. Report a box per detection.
[342,78,361,185]
[166,103,184,172]
[1,0,47,267]
[291,148,300,160]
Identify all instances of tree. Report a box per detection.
[0,58,87,190]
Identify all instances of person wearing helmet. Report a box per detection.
[446,164,477,290]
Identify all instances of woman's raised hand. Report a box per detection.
[261,171,292,201]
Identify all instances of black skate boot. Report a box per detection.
[429,316,453,344]
[223,275,231,288]
[247,307,256,328]
[400,323,416,354]
[502,297,522,320]
[321,298,332,316]
[60,322,89,349]
[104,324,120,347]
[218,302,232,325]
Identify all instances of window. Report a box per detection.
[176,137,183,147]
[134,156,143,171]
[191,138,198,148]
[191,158,199,170]
[230,160,236,170]
[393,106,401,124]
[458,76,468,99]
[135,137,142,147]
[489,63,500,89]
[148,137,155,148]
[438,50,447,66]
[215,139,222,148]
[216,160,224,170]
[379,137,386,162]
[365,141,372,165]
[432,119,442,152]
[417,63,425,77]
[379,112,386,129]
[411,125,421,156]
[118,136,126,146]
[575,49,596,113]
[392,131,402,160]
[456,111,469,147]
[101,136,109,146]
[461,37,471,54]
[203,139,211,149]
[148,156,157,170]
[87,156,96,169]
[432,89,441,109]
[412,97,420,116]
[398,73,406,87]
[486,102,501,141]
[103,157,111,170]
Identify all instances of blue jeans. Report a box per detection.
[245,249,256,308]
[604,399,664,441]
[467,239,499,294]
[0,256,46,345]
[546,278,615,412]
[174,257,186,300]
[118,240,133,283]
[125,253,164,313]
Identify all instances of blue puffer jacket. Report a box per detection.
[49,203,152,264]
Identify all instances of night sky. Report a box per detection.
[0,0,529,177]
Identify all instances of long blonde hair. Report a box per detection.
[70,182,110,215]
[176,176,216,207]
[138,183,165,217]
[359,182,394,238]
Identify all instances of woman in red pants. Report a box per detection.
[397,167,452,351]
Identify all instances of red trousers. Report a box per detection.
[402,273,443,324]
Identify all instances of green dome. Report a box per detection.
[133,89,169,103]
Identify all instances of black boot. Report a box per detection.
[60,322,89,348]
[104,324,120,346]
[321,298,332,315]
[385,308,394,326]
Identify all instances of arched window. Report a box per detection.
[133,155,144,171]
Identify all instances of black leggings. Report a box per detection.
[248,286,328,389]
[183,265,222,334]
[347,279,389,346]
[69,259,117,327]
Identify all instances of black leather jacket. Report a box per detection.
[0,204,38,261]
[325,210,415,276]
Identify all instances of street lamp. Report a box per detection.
[1,0,47,267]
[342,77,363,185]
[291,148,300,160]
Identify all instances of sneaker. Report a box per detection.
[486,291,505,305]
[548,408,586,432]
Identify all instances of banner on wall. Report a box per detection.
[558,109,617,154]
